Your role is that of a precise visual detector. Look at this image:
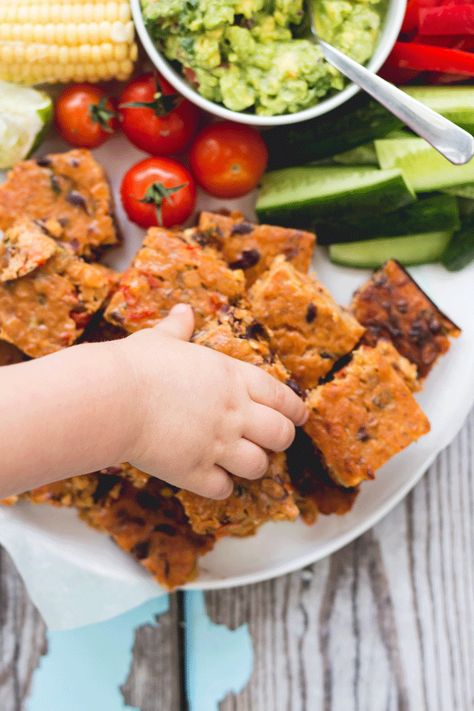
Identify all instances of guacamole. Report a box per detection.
[141,0,385,116]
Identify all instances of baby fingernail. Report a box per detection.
[171,303,190,315]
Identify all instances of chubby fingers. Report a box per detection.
[244,365,307,426]
[217,439,269,480]
[244,402,296,452]
[154,303,195,341]
[188,465,234,500]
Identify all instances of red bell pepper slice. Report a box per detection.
[387,42,474,76]
[419,5,474,35]
[402,0,422,34]
[378,61,419,85]
[427,72,472,84]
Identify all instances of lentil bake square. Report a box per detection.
[304,343,430,488]
[248,256,365,389]
[197,211,315,285]
[83,476,214,590]
[0,148,118,257]
[351,259,461,379]
[181,305,299,537]
[0,219,117,358]
[286,428,360,525]
[105,227,246,332]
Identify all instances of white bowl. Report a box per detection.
[131,0,407,126]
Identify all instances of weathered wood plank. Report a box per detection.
[121,593,182,711]
[0,548,47,711]
[208,410,474,711]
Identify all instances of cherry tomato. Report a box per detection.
[189,122,268,198]
[121,157,196,229]
[119,73,200,156]
[55,84,117,148]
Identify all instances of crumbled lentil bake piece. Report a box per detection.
[23,472,114,510]
[197,211,315,285]
[0,223,118,357]
[182,306,299,537]
[248,256,365,389]
[286,428,359,525]
[13,465,210,589]
[0,149,118,257]
[83,477,214,589]
[0,218,57,282]
[0,339,25,366]
[21,465,149,510]
[105,227,246,332]
[304,343,430,488]
[351,260,461,379]
[178,453,298,537]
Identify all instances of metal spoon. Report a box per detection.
[306,2,474,165]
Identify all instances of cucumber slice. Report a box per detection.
[443,183,474,200]
[0,81,52,170]
[316,194,460,244]
[332,132,411,167]
[329,231,452,269]
[332,143,378,166]
[265,87,474,170]
[441,217,474,271]
[404,86,474,134]
[264,94,402,168]
[457,197,474,221]
[256,166,415,227]
[375,137,474,192]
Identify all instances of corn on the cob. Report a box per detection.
[0,1,138,84]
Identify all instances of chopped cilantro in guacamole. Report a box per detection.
[141,0,385,116]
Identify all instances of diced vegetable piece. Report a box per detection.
[419,6,474,36]
[0,1,138,84]
[442,217,474,271]
[401,0,421,34]
[264,95,402,167]
[333,131,410,166]
[316,194,460,244]
[265,87,474,170]
[379,60,419,86]
[386,42,474,76]
[329,232,453,269]
[332,143,379,166]
[403,86,474,134]
[256,167,415,227]
[456,196,474,220]
[375,137,474,192]
[443,184,474,200]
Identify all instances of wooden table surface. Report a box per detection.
[0,409,472,711]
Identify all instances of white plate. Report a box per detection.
[1,133,473,627]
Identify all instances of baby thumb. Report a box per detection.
[155,303,195,341]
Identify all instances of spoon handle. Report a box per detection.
[319,39,474,166]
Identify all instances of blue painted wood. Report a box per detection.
[183,591,253,711]
[26,597,169,711]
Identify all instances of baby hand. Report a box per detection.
[117,304,307,499]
